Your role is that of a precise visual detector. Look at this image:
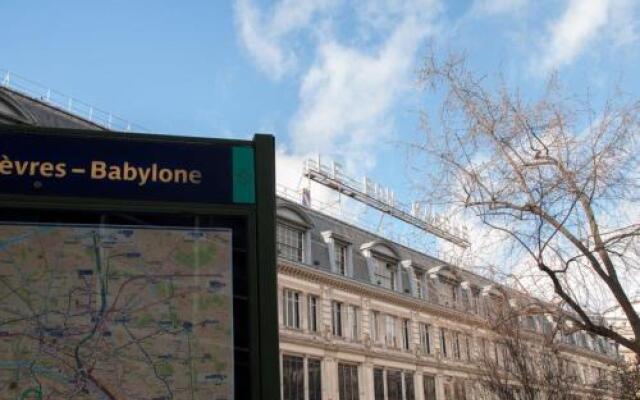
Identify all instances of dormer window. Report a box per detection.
[277,223,305,262]
[277,202,313,264]
[361,241,402,292]
[415,271,425,299]
[336,241,349,276]
[374,256,397,290]
[321,231,353,277]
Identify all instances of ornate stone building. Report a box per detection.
[275,198,619,400]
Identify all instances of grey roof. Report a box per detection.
[278,197,495,290]
[0,86,106,130]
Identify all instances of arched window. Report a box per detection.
[361,241,401,292]
[276,203,313,263]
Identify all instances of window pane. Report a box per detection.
[387,370,402,400]
[440,328,448,357]
[420,323,431,354]
[424,375,437,400]
[374,368,384,400]
[374,257,396,290]
[338,363,359,400]
[277,223,304,262]
[402,319,411,350]
[336,243,348,275]
[348,305,359,340]
[308,358,322,400]
[385,315,397,348]
[308,295,318,332]
[371,311,380,343]
[282,355,304,400]
[332,302,342,337]
[404,372,415,400]
[283,290,300,329]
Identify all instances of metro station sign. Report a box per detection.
[0,125,279,400]
[0,128,255,204]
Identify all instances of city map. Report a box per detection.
[0,224,234,400]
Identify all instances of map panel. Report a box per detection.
[0,224,234,400]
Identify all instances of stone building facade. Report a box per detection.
[275,199,619,400]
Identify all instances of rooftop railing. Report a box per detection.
[0,69,148,133]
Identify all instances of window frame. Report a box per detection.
[335,240,350,276]
[277,221,307,263]
[332,301,343,338]
[283,288,301,330]
[372,254,398,291]
[419,322,432,355]
[281,353,322,400]
[337,362,360,400]
[308,294,319,333]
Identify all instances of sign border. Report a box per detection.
[0,125,279,400]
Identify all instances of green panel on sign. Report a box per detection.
[233,146,256,204]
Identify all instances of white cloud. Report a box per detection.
[541,0,609,72]
[233,0,336,80]
[289,11,437,170]
[234,0,440,181]
[538,0,639,73]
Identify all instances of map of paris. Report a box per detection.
[0,224,233,400]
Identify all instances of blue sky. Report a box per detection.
[3,0,640,232]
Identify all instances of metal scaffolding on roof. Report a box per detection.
[303,156,470,248]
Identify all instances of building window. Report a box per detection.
[282,355,322,400]
[443,382,453,400]
[283,289,300,329]
[404,372,415,400]
[336,241,349,276]
[415,271,425,299]
[347,305,359,341]
[402,319,411,350]
[371,311,381,343]
[338,363,359,400]
[277,223,305,262]
[374,256,396,290]
[424,375,437,400]
[373,368,385,400]
[465,335,471,360]
[282,355,304,400]
[453,332,461,360]
[453,379,467,400]
[332,301,343,337]
[419,323,431,355]
[308,295,319,333]
[385,315,397,348]
[374,368,415,400]
[308,358,322,400]
[440,328,448,358]
[387,370,403,400]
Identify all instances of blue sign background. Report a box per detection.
[0,129,252,204]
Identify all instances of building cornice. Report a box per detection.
[278,258,618,365]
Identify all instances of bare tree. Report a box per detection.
[414,53,640,358]
[476,300,578,400]
[588,359,640,400]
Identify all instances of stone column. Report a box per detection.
[414,368,425,400]
[436,374,446,400]
[362,360,374,400]
[323,356,337,400]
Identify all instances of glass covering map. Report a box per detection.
[0,224,234,400]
